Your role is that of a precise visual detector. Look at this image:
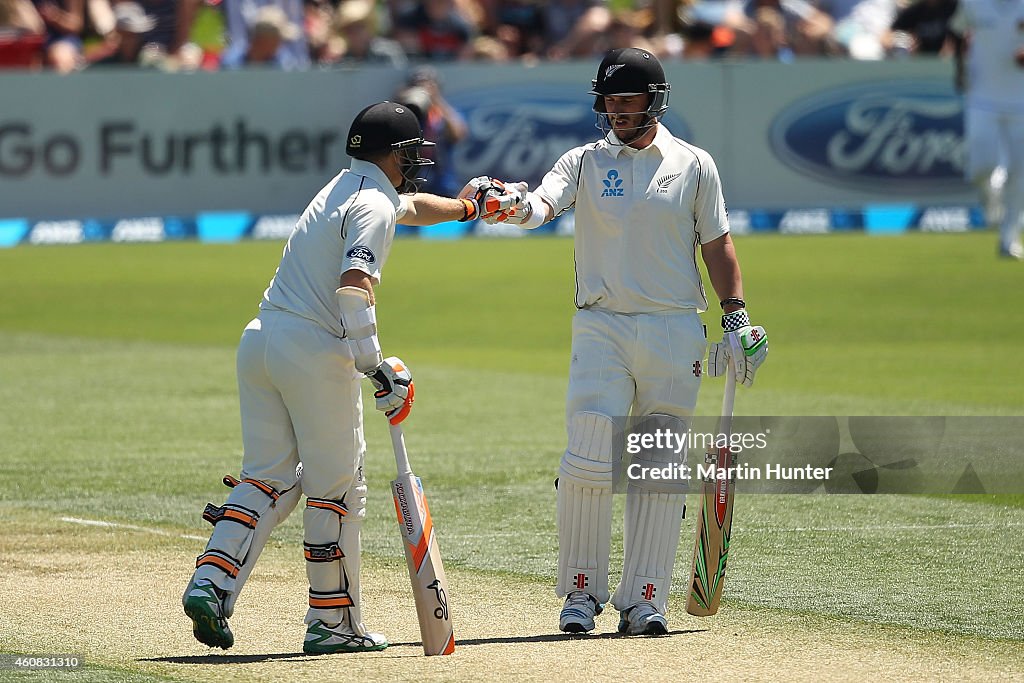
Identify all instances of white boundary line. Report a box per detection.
[736,522,1024,533]
[60,516,206,541]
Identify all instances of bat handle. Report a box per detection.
[389,422,413,476]
[721,357,737,437]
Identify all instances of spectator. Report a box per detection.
[675,1,746,58]
[393,0,474,60]
[545,0,610,59]
[303,0,331,63]
[821,0,895,59]
[220,0,308,69]
[484,0,545,59]
[393,65,467,196]
[888,0,957,56]
[605,8,657,54]
[466,33,509,60]
[132,0,202,64]
[0,0,45,68]
[35,0,85,71]
[221,3,300,67]
[90,0,155,64]
[321,0,406,67]
[738,0,835,56]
[747,4,792,59]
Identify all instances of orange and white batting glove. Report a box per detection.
[458,176,527,223]
[366,356,415,424]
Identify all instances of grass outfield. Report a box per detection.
[1,233,1022,681]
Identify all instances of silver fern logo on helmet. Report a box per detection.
[604,64,625,79]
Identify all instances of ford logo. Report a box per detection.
[448,85,691,190]
[769,81,965,193]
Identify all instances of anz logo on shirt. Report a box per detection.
[601,169,624,197]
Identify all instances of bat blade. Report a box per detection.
[686,367,737,617]
[685,444,736,616]
[391,471,456,656]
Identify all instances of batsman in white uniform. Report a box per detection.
[181,101,520,653]
[951,0,1024,259]
[492,48,768,634]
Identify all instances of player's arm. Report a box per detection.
[399,194,479,226]
[701,235,767,387]
[337,270,414,425]
[700,234,743,312]
[502,147,586,229]
[399,185,524,226]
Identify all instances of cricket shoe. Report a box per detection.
[999,242,1023,260]
[559,591,603,633]
[182,578,234,649]
[303,620,388,654]
[617,602,668,636]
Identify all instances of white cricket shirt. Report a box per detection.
[951,0,1024,113]
[260,159,402,338]
[534,125,730,314]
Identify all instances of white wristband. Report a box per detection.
[517,193,549,230]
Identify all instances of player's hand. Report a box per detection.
[707,310,768,387]
[458,176,526,222]
[366,356,415,424]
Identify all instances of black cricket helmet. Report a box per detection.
[589,47,670,139]
[346,101,435,193]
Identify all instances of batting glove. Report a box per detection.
[708,309,768,387]
[458,176,526,223]
[366,356,415,425]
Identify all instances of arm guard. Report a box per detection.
[336,286,383,374]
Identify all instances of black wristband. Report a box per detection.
[720,297,746,309]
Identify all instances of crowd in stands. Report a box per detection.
[0,0,962,71]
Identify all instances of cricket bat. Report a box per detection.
[389,422,456,656]
[686,364,737,617]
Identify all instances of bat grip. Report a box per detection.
[389,422,413,476]
[720,356,737,437]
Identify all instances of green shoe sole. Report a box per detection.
[303,639,389,654]
[184,595,234,649]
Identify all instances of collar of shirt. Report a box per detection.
[349,158,402,210]
[603,123,671,159]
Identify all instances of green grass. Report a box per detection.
[1,233,1022,650]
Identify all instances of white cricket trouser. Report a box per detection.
[964,106,1024,248]
[565,307,706,421]
[236,310,364,499]
[557,307,705,611]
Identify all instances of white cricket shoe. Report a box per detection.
[999,241,1023,260]
[559,590,603,633]
[303,620,388,654]
[617,602,668,636]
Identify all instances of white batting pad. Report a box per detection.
[611,486,685,615]
[556,412,615,604]
[193,480,301,618]
[303,477,367,631]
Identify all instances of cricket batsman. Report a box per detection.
[181,101,521,653]
[487,48,768,634]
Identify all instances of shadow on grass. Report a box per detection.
[144,629,708,664]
